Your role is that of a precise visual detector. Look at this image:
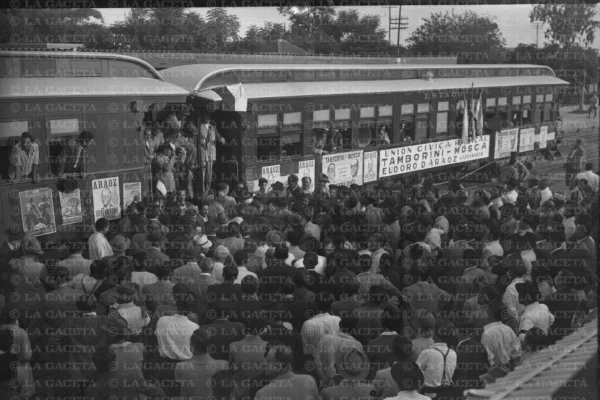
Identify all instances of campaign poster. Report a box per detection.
[363,151,378,183]
[298,159,315,193]
[59,189,82,225]
[123,182,142,210]
[494,129,519,159]
[92,177,121,221]
[539,126,548,149]
[19,188,56,236]
[519,128,535,153]
[261,164,280,188]
[379,136,490,178]
[323,150,364,187]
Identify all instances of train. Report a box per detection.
[0,49,569,244]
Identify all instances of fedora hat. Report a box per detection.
[21,235,43,255]
[319,174,330,183]
[337,348,369,381]
[285,213,304,228]
[115,282,137,302]
[57,178,78,193]
[5,225,23,241]
[110,234,131,252]
[271,181,284,191]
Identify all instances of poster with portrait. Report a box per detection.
[539,126,548,149]
[59,189,82,225]
[261,165,280,188]
[323,150,364,187]
[494,128,519,159]
[92,177,121,221]
[123,182,142,210]
[298,159,315,193]
[363,151,378,183]
[19,187,56,237]
[519,128,535,153]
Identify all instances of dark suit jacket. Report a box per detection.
[453,338,488,388]
[201,319,245,361]
[58,143,86,175]
[366,333,401,373]
[144,248,171,273]
[262,323,305,372]
[257,264,296,298]
[205,283,243,323]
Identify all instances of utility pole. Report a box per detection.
[531,22,543,48]
[385,6,409,57]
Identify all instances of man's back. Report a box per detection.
[175,355,228,399]
[255,372,319,400]
[453,338,488,387]
[56,254,92,277]
[202,319,245,361]
[416,343,457,388]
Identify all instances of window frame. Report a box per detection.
[256,111,304,161]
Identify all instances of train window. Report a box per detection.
[486,98,496,108]
[401,104,414,115]
[379,105,392,117]
[399,117,415,141]
[283,112,302,127]
[512,96,521,105]
[48,118,80,136]
[511,96,522,126]
[257,114,278,134]
[377,120,392,146]
[358,119,375,148]
[21,59,56,77]
[334,109,351,120]
[313,110,330,122]
[438,101,449,112]
[417,103,430,113]
[415,115,430,141]
[70,60,102,77]
[0,120,28,141]
[282,112,302,157]
[436,112,448,134]
[497,97,507,106]
[523,95,532,104]
[536,94,544,103]
[545,94,553,102]
[332,119,352,150]
[360,107,375,119]
[256,114,279,161]
[498,97,509,124]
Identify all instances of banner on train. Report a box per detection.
[59,189,82,226]
[92,177,121,221]
[540,126,549,148]
[363,151,378,183]
[19,187,56,237]
[379,136,490,178]
[519,128,535,153]
[494,129,518,159]
[298,160,315,193]
[323,150,364,187]
[123,182,142,210]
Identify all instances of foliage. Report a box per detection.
[530,3,600,48]
[406,10,506,62]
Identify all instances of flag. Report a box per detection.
[461,94,469,142]
[475,92,484,138]
[470,89,476,140]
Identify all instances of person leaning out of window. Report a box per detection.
[9,132,39,183]
[58,131,95,179]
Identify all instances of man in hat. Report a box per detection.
[286,174,304,201]
[416,326,457,389]
[215,221,245,256]
[316,174,331,199]
[411,310,436,362]
[214,182,237,213]
[9,132,39,183]
[255,344,320,400]
[480,301,521,375]
[199,113,225,192]
[163,105,198,169]
[576,162,599,193]
[107,282,151,336]
[270,181,286,198]
[387,361,429,400]
[89,218,114,261]
[565,138,585,188]
[57,130,94,178]
[152,144,177,195]
[515,282,554,346]
[143,122,164,166]
[56,240,92,278]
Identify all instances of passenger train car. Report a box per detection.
[0,50,189,243]
[161,63,568,194]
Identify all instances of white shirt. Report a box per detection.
[540,187,553,205]
[294,255,327,275]
[519,302,555,337]
[88,232,113,261]
[384,391,432,400]
[131,271,159,288]
[576,170,600,193]
[424,228,445,251]
[56,254,92,277]
[305,221,321,240]
[481,321,521,366]
[156,314,199,361]
[234,266,257,284]
[300,313,341,355]
[563,216,577,242]
[503,277,525,320]
[502,189,518,204]
[482,240,504,268]
[416,343,457,388]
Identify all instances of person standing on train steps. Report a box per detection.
[144,122,164,167]
[57,131,94,179]
[152,144,177,195]
[9,132,39,183]
[199,114,226,191]
[164,105,198,171]
[565,139,585,189]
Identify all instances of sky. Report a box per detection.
[95,5,600,49]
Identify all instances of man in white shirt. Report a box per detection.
[481,302,521,368]
[300,292,341,356]
[57,240,92,278]
[156,311,199,361]
[501,181,519,205]
[576,163,599,193]
[416,333,457,388]
[516,282,555,345]
[502,258,528,321]
[88,218,113,261]
[232,250,258,284]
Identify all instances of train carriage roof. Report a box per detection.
[466,316,597,400]
[160,63,559,93]
[0,77,189,101]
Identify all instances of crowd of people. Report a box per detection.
[0,154,597,400]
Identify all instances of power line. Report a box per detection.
[383,6,409,55]
[531,22,543,48]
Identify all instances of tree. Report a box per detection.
[204,8,241,51]
[530,3,600,48]
[406,11,506,62]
